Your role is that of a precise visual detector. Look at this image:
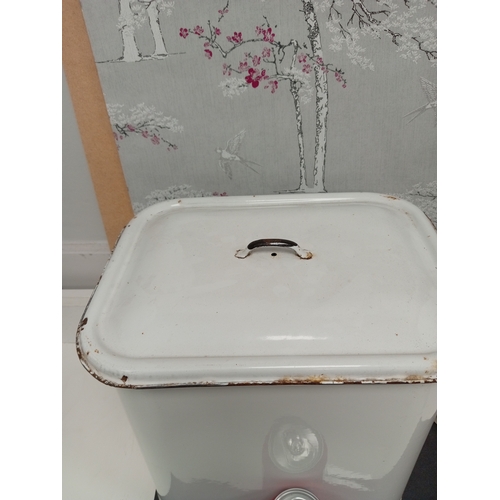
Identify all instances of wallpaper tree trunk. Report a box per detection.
[302,0,328,193]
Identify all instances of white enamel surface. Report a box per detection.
[77,193,436,387]
[119,383,436,500]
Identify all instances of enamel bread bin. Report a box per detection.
[77,193,437,500]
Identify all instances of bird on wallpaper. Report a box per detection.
[404,77,437,125]
[216,130,262,180]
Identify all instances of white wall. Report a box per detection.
[62,69,111,289]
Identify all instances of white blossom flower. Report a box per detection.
[117,8,146,31]
[124,103,184,132]
[314,0,343,13]
[346,40,374,71]
[394,181,437,226]
[327,0,436,67]
[132,202,146,213]
[134,185,216,213]
[328,24,374,71]
[157,0,175,15]
[218,77,248,98]
[106,103,127,125]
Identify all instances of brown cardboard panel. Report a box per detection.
[62,0,134,249]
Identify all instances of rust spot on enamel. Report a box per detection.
[76,317,88,336]
[275,374,332,385]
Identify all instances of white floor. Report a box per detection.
[62,290,155,500]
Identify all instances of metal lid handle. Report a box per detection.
[235,239,312,260]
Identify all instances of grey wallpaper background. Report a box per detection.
[80,0,436,223]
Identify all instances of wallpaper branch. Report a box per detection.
[78,0,437,223]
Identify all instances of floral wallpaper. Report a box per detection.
[80,0,437,224]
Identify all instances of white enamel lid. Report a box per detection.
[77,193,437,388]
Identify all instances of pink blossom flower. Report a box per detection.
[316,57,324,65]
[193,25,204,36]
[126,124,135,131]
[172,145,178,150]
[204,41,210,47]
[228,31,243,44]
[252,55,261,67]
[298,53,307,64]
[262,47,271,58]
[342,83,346,88]
[214,27,221,36]
[218,8,228,15]
[262,28,275,43]
[264,80,279,94]
[151,135,160,145]
[255,26,275,41]
[204,49,213,59]
[238,60,249,72]
[222,63,232,76]
[321,66,328,73]
[245,68,257,86]
[142,130,149,138]
[179,28,189,39]
[302,64,311,74]
[333,68,345,83]
[245,68,269,88]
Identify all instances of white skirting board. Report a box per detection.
[62,241,111,290]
